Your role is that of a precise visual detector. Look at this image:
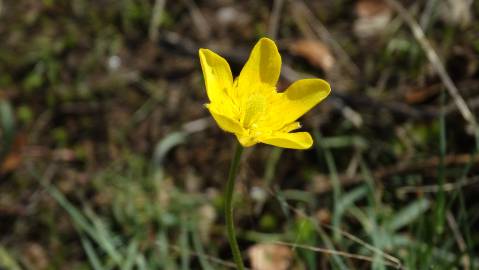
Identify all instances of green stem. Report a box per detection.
[225,141,245,270]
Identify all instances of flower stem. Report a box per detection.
[225,141,245,270]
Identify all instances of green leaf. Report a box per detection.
[0,100,15,159]
[386,199,430,231]
[0,245,22,270]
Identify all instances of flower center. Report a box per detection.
[241,94,267,129]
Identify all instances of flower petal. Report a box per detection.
[206,105,243,134]
[270,79,330,125]
[236,134,258,147]
[260,132,313,149]
[198,49,233,104]
[238,38,281,90]
[281,122,301,132]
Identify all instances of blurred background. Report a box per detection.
[1,0,479,269]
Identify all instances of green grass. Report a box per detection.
[3,121,477,269]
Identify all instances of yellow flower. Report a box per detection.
[199,38,331,149]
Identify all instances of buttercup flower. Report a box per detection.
[199,38,330,149]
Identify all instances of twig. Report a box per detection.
[385,0,478,133]
[446,211,470,270]
[445,96,479,116]
[314,153,479,194]
[268,0,285,40]
[290,3,315,39]
[267,188,404,269]
[396,176,479,195]
[292,0,360,77]
[182,0,211,40]
[272,241,403,269]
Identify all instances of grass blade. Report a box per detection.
[80,235,106,270]
[386,199,430,232]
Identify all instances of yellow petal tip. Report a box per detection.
[258,37,274,43]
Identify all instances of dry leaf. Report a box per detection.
[23,242,49,270]
[1,134,26,174]
[289,39,335,72]
[248,243,293,270]
[404,85,440,104]
[440,0,472,28]
[316,208,331,224]
[354,0,392,38]
[52,148,76,161]
[312,175,331,194]
[356,0,390,17]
